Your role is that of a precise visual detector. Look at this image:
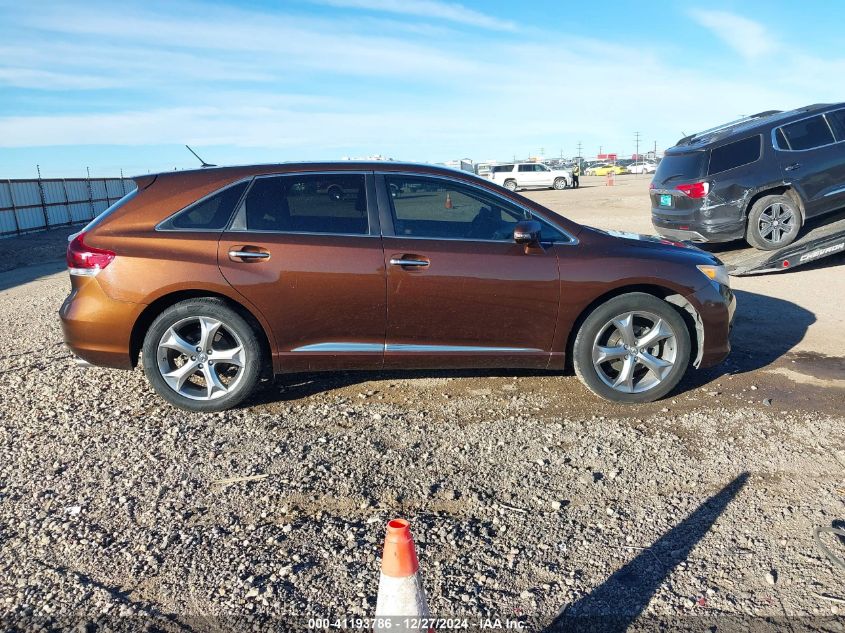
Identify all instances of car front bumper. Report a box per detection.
[687,280,736,369]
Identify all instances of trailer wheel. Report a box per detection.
[746,194,802,250]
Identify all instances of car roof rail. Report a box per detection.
[676,110,782,146]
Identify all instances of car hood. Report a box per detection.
[585,227,721,262]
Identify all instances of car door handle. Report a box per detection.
[784,163,801,171]
[229,249,271,261]
[389,257,429,267]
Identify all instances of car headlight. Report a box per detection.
[696,264,730,287]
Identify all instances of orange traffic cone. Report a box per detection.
[606,172,615,186]
[375,519,430,620]
[445,192,453,209]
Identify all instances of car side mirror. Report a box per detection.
[514,220,541,244]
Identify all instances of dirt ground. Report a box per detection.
[0,175,843,631]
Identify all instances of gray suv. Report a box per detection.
[651,103,845,250]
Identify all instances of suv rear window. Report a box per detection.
[652,152,706,183]
[491,165,514,173]
[165,181,248,230]
[707,135,761,175]
[778,115,835,150]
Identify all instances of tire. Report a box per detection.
[553,177,567,190]
[141,298,264,412]
[572,293,691,404]
[745,194,802,250]
[503,179,517,192]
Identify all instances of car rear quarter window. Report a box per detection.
[491,165,514,173]
[778,115,835,150]
[707,135,761,175]
[652,152,706,183]
[241,173,368,235]
[164,181,248,231]
[384,175,567,242]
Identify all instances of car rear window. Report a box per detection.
[707,135,761,175]
[652,152,706,183]
[491,165,514,173]
[241,173,368,235]
[165,181,248,231]
[778,115,835,150]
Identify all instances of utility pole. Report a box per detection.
[634,131,641,161]
[576,141,583,170]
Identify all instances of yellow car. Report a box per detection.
[586,163,628,176]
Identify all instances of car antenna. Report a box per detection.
[185,145,217,168]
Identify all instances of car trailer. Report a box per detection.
[705,210,845,276]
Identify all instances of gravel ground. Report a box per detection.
[1,181,844,631]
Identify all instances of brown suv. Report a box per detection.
[60,162,735,412]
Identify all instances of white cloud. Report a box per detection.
[688,9,775,61]
[312,0,516,31]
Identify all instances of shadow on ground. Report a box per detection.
[544,472,749,632]
[0,260,66,291]
[677,288,815,392]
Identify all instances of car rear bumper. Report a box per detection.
[688,281,735,369]
[652,214,746,243]
[59,275,143,369]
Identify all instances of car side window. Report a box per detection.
[518,165,532,172]
[778,115,835,151]
[164,181,248,230]
[241,174,368,234]
[826,109,845,141]
[385,175,568,242]
[707,135,761,175]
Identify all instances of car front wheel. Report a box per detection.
[572,293,691,403]
[141,298,263,412]
[553,177,567,190]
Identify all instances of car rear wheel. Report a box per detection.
[141,298,263,412]
[746,194,802,250]
[503,179,517,192]
[572,293,691,403]
[553,178,567,190]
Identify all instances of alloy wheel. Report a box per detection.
[156,316,246,401]
[758,202,797,245]
[592,311,678,394]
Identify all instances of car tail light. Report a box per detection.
[67,232,115,276]
[675,182,710,198]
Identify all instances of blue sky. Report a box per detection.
[0,0,841,178]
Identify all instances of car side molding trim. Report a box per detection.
[387,344,542,353]
[291,343,383,352]
[290,343,543,353]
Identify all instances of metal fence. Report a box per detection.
[0,177,137,237]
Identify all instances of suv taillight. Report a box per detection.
[675,182,710,198]
[67,232,115,276]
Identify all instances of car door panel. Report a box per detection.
[776,114,845,217]
[383,238,558,369]
[378,172,560,370]
[217,172,386,373]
